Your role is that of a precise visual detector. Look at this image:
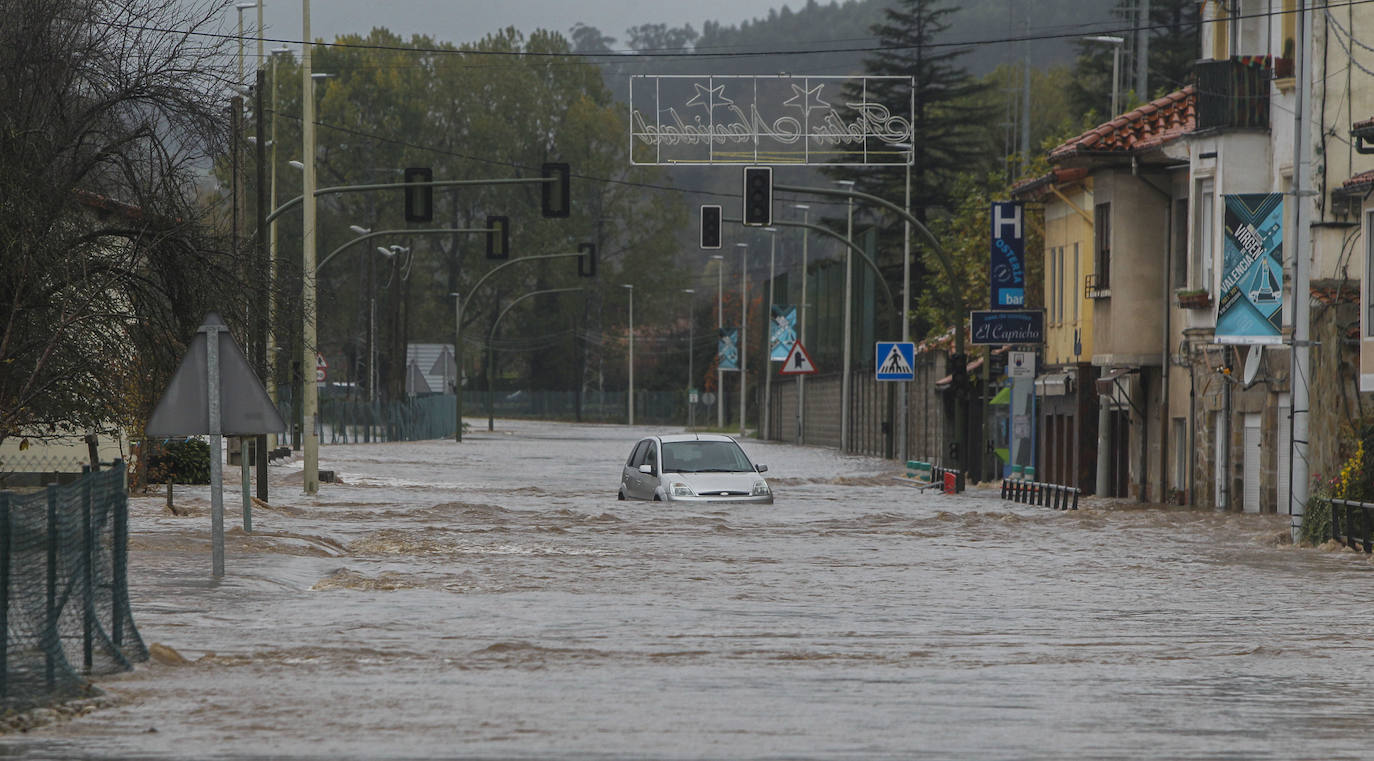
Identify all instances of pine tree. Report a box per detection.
[825,0,998,337]
[1067,0,1200,119]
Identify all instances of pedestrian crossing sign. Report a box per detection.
[779,340,817,375]
[875,341,915,381]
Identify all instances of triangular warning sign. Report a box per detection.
[879,344,913,375]
[779,340,818,375]
[146,312,286,436]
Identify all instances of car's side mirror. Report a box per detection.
[755,464,768,473]
[639,464,654,475]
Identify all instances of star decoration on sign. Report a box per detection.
[783,82,829,115]
[685,82,733,112]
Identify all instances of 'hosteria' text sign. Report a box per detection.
[630,75,915,166]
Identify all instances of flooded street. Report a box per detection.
[4,419,1374,760]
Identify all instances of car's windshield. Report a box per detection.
[660,440,754,473]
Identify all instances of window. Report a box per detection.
[1281,0,1297,63]
[628,440,649,467]
[1230,0,1264,57]
[1172,198,1189,289]
[1072,243,1080,322]
[1048,246,1058,322]
[1367,210,1374,337]
[1173,417,1187,494]
[1094,203,1112,289]
[1194,178,1215,292]
[1057,246,1066,324]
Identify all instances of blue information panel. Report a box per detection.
[970,310,1044,346]
[990,201,1026,309]
[875,341,915,381]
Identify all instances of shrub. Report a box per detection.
[144,439,210,484]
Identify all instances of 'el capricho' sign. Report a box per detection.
[629,75,915,166]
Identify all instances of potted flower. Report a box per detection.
[1176,288,1212,309]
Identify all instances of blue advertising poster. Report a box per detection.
[1216,193,1283,344]
[718,328,739,371]
[989,201,1026,309]
[769,305,796,361]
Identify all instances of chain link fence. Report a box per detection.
[0,461,146,713]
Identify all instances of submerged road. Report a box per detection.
[3,419,1373,760]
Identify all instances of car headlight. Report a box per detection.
[670,481,695,497]
[751,480,771,496]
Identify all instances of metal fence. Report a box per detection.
[1327,498,1374,552]
[0,461,146,712]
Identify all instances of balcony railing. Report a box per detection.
[1084,272,1110,300]
[1195,57,1271,131]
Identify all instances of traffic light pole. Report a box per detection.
[771,182,968,478]
[265,172,568,492]
[454,251,588,441]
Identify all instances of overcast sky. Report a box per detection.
[241,0,792,50]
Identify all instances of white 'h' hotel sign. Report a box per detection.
[629,75,915,166]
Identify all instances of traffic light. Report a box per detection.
[404,167,432,223]
[578,242,597,278]
[700,205,722,249]
[542,162,570,218]
[485,215,509,259]
[742,166,772,226]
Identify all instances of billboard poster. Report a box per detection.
[769,305,797,361]
[1216,193,1284,344]
[989,201,1025,309]
[718,328,739,371]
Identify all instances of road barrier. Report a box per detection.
[1000,478,1079,510]
[898,460,965,494]
[1329,498,1374,552]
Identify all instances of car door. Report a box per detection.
[641,440,662,499]
[623,440,650,499]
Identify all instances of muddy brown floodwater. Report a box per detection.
[2,419,1373,760]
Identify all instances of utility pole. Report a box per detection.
[1136,0,1150,100]
[1289,1,1311,542]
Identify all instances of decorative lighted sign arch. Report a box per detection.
[629,75,915,166]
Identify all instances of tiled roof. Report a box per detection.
[1011,167,1090,199]
[1352,117,1374,135]
[1339,168,1374,195]
[1311,282,1361,306]
[1049,86,1196,162]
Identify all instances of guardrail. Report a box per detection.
[1000,478,1079,510]
[896,460,965,494]
[1329,498,1374,552]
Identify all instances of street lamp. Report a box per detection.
[711,254,726,428]
[835,179,855,454]
[791,203,809,446]
[623,284,634,426]
[736,242,749,437]
[892,142,913,463]
[1083,36,1125,116]
[301,0,319,494]
[683,288,696,428]
[762,227,777,441]
[265,44,290,451]
[234,2,255,85]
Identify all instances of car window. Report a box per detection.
[644,442,658,473]
[662,440,753,472]
[627,441,649,467]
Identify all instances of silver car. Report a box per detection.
[618,433,773,504]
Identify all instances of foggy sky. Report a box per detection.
[237,0,793,51]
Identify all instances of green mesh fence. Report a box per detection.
[0,461,146,713]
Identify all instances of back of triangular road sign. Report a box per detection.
[779,340,817,375]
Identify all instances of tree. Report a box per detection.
[0,0,242,451]
[249,27,688,401]
[826,0,999,338]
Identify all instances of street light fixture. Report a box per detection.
[790,204,809,446]
[683,288,696,428]
[834,180,855,454]
[892,142,913,463]
[710,254,726,428]
[735,242,749,437]
[623,284,634,426]
[1083,36,1125,116]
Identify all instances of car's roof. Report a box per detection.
[653,433,738,444]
